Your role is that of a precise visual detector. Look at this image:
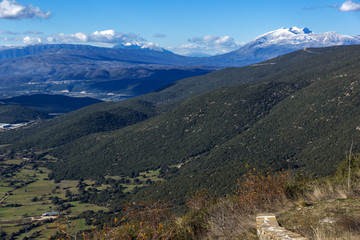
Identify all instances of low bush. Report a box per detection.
[234,168,290,213]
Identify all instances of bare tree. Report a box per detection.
[348,141,353,190]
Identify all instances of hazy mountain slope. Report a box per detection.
[0,94,103,113]
[85,68,211,97]
[0,44,212,100]
[0,44,193,64]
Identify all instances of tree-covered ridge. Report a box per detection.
[0,105,49,123]
[2,100,156,150]
[47,80,301,180]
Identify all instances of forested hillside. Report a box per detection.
[0,105,49,123]
[2,45,360,203]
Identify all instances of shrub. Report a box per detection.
[234,168,290,213]
[82,200,193,240]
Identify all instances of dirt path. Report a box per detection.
[0,192,9,205]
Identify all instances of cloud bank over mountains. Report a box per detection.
[3,29,242,56]
[0,0,50,20]
[46,30,145,45]
[17,30,145,47]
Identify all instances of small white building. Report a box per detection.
[0,123,11,129]
[42,211,60,216]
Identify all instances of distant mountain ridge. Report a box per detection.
[0,44,212,100]
[0,27,359,100]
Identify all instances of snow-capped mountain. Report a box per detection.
[248,27,360,47]
[209,27,360,66]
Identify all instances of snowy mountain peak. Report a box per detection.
[260,27,313,38]
[249,27,360,48]
[288,27,312,34]
[212,27,360,67]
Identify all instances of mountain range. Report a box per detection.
[0,27,359,101]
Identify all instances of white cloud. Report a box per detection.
[171,35,243,56]
[188,35,239,47]
[23,36,42,45]
[46,30,145,45]
[339,1,360,11]
[141,42,164,51]
[0,0,50,20]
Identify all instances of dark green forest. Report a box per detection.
[0,105,50,123]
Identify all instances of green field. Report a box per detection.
[0,150,165,239]
[106,168,164,193]
[138,169,163,181]
[0,157,108,239]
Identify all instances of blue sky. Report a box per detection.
[0,0,360,55]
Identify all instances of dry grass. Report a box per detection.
[205,198,256,239]
[204,168,360,240]
[199,170,293,239]
[311,215,360,240]
[313,230,360,240]
[278,194,360,240]
[305,180,352,202]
